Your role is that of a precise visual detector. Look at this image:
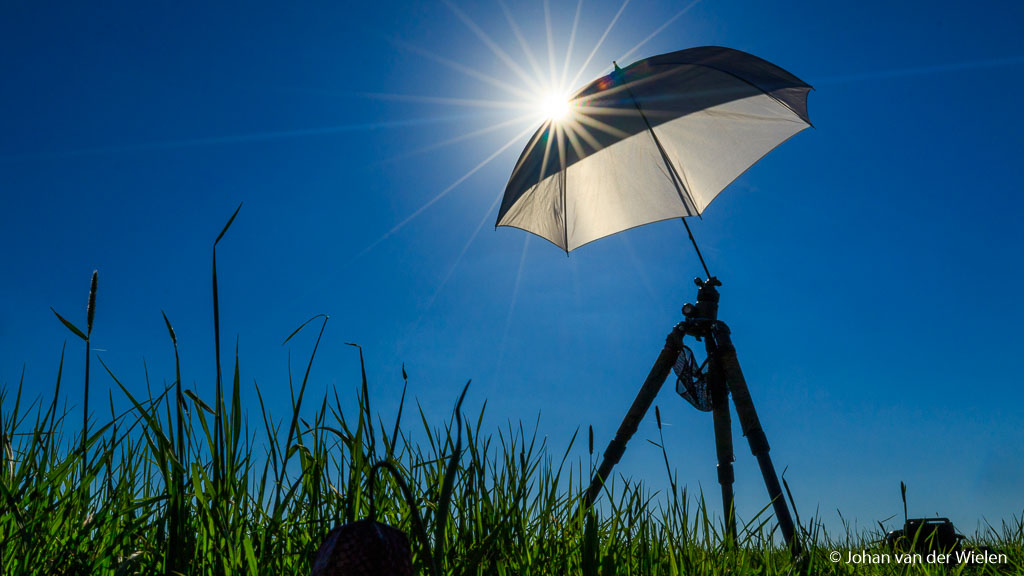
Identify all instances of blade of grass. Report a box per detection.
[212,202,242,500]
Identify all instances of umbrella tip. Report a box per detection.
[613,61,621,71]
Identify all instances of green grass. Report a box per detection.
[2,210,1022,575]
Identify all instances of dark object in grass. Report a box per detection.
[311,519,412,576]
[311,380,470,576]
[886,482,964,557]
[885,518,965,555]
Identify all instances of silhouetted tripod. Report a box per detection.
[583,277,800,552]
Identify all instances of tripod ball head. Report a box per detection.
[683,276,722,322]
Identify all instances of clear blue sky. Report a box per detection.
[2,0,1023,536]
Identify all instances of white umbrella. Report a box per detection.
[497,45,812,267]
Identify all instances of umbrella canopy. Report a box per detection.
[496,46,812,253]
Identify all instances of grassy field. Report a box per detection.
[2,330,1022,576]
[2,213,1021,575]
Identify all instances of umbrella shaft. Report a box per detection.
[682,218,712,280]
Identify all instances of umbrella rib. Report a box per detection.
[615,63,712,278]
[558,125,570,254]
[560,121,589,250]
[658,60,811,126]
[617,71,697,213]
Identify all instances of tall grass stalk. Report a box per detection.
[50,269,98,486]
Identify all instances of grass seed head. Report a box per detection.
[86,270,98,336]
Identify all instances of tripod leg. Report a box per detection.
[583,324,684,510]
[706,353,736,543]
[712,322,801,553]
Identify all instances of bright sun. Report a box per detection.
[540,92,571,122]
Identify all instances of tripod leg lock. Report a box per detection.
[717,464,735,485]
